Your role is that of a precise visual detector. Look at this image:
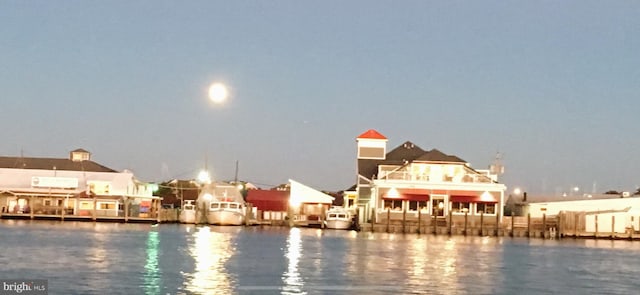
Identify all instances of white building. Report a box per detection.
[350,129,507,224]
[0,149,160,221]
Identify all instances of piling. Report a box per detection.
[433,214,437,235]
[402,208,407,233]
[543,214,547,238]
[611,215,615,239]
[464,212,468,236]
[386,208,391,233]
[480,212,484,236]
[510,215,515,237]
[417,210,422,234]
[595,214,598,238]
[527,213,531,238]
[448,210,452,235]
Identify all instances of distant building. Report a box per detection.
[349,129,507,224]
[0,149,160,220]
[507,193,640,234]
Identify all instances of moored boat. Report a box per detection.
[179,200,196,224]
[198,182,246,226]
[207,201,245,225]
[324,207,353,230]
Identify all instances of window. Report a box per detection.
[408,200,428,211]
[451,202,470,214]
[79,202,93,210]
[383,199,403,211]
[43,199,52,206]
[57,199,63,206]
[99,203,116,210]
[476,203,496,214]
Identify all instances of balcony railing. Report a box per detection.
[378,171,494,183]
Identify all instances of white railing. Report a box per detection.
[378,171,493,183]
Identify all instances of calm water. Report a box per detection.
[1,220,639,295]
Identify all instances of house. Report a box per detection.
[350,129,507,225]
[0,149,160,221]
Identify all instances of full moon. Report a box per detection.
[208,83,228,104]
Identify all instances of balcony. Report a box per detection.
[377,170,494,184]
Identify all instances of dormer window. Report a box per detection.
[70,149,91,162]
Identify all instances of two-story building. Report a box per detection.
[0,149,160,222]
[350,129,507,225]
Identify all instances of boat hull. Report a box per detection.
[325,219,352,230]
[207,210,245,226]
[179,210,196,224]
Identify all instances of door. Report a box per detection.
[431,197,445,217]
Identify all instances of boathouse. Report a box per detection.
[0,149,161,222]
[350,129,507,227]
[246,179,334,226]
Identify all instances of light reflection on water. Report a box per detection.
[282,228,304,295]
[143,231,160,295]
[2,221,640,295]
[183,226,235,294]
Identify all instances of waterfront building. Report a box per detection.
[351,129,507,225]
[246,179,334,226]
[509,193,640,234]
[0,149,161,222]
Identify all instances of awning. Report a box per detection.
[382,188,430,201]
[451,192,498,203]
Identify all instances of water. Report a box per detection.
[1,220,639,295]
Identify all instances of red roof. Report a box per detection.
[357,129,387,140]
[246,189,289,211]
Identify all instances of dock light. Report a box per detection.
[513,188,521,196]
[197,170,211,185]
[289,195,302,207]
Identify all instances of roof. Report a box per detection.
[511,193,634,204]
[356,129,387,140]
[415,148,466,163]
[289,179,334,204]
[0,156,117,173]
[357,141,467,180]
[71,148,90,153]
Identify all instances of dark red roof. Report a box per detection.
[357,129,387,140]
[246,189,289,211]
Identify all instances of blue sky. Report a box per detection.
[1,1,639,194]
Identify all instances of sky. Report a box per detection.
[1,1,639,194]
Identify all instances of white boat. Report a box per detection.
[208,201,245,225]
[179,200,197,224]
[325,207,353,230]
[198,183,246,226]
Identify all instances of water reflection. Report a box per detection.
[282,228,305,294]
[143,231,161,295]
[184,226,234,294]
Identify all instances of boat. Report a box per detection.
[179,200,197,224]
[324,207,354,230]
[198,182,246,226]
